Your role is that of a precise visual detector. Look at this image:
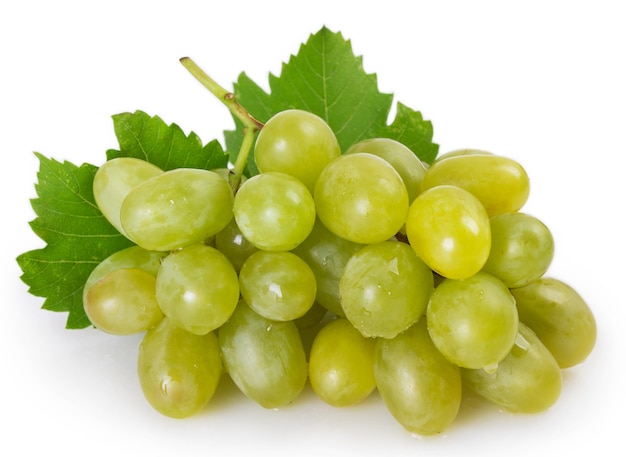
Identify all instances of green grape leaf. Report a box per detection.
[224,26,438,175]
[107,110,229,171]
[16,154,134,329]
[18,112,229,329]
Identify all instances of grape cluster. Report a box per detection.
[85,109,596,435]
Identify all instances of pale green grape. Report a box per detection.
[233,171,316,251]
[308,318,376,407]
[239,250,317,321]
[339,241,433,339]
[214,218,259,272]
[405,185,491,280]
[93,157,163,237]
[374,319,462,436]
[84,268,163,335]
[156,244,239,335]
[482,212,554,288]
[292,218,363,317]
[510,277,596,368]
[218,302,308,409]
[314,152,409,244]
[345,137,427,202]
[427,272,519,370]
[120,168,234,251]
[462,322,562,414]
[83,245,167,305]
[421,153,530,217]
[137,317,223,419]
[254,109,341,192]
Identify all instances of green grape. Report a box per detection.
[137,317,223,419]
[239,250,317,321]
[308,318,376,407]
[214,218,259,272]
[83,245,167,305]
[292,218,363,317]
[427,272,519,370]
[218,302,308,409]
[510,277,597,368]
[433,148,492,163]
[374,319,462,436]
[462,321,562,414]
[345,137,427,202]
[405,185,491,280]
[93,157,163,237]
[84,268,163,335]
[339,241,433,339]
[421,153,530,217]
[233,171,316,251]
[254,109,341,192]
[482,212,554,288]
[156,244,239,335]
[120,168,234,251]
[314,152,409,244]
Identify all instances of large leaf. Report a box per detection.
[17,154,133,329]
[224,26,438,175]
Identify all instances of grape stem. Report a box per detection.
[179,57,264,192]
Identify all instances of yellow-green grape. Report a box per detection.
[84,268,163,335]
[292,218,363,317]
[308,318,376,407]
[214,218,259,272]
[120,168,234,251]
[374,319,462,436]
[345,138,427,202]
[239,250,317,321]
[137,317,223,419]
[83,245,167,305]
[218,302,308,409]
[156,244,239,335]
[421,153,530,217]
[510,277,597,368]
[462,322,562,413]
[254,109,341,192]
[233,171,316,251]
[339,241,433,339]
[427,272,519,370]
[482,212,554,288]
[92,157,163,237]
[314,153,409,244]
[405,185,491,280]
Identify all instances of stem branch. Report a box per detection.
[179,57,263,191]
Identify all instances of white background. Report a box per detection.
[2,1,624,456]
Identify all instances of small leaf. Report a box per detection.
[108,110,229,170]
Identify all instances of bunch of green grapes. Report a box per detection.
[83,109,596,435]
